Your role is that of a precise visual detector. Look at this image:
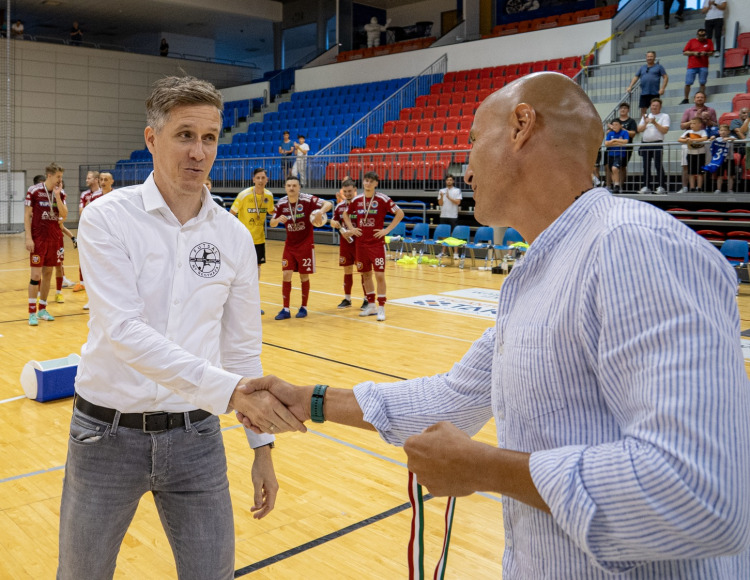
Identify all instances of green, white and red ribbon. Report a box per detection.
[408,471,456,580]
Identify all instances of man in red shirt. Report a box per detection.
[24,162,68,325]
[330,178,367,309]
[343,171,404,322]
[681,29,714,105]
[269,176,332,319]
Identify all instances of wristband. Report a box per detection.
[311,384,329,423]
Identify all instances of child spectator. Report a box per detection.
[703,124,736,193]
[678,117,708,192]
[604,119,630,193]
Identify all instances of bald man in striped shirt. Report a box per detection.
[240,72,750,578]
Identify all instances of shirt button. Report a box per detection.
[174,299,180,305]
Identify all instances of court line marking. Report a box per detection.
[0,395,26,405]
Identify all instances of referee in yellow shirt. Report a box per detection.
[230,167,275,313]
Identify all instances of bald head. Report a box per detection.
[466,73,604,240]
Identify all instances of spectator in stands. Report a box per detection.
[291,135,309,187]
[160,38,169,57]
[437,175,462,230]
[238,72,750,579]
[10,19,24,39]
[637,98,670,195]
[702,0,727,54]
[704,124,736,193]
[270,176,331,320]
[662,0,685,29]
[605,119,630,193]
[678,92,717,191]
[680,29,714,105]
[730,107,748,157]
[279,131,294,177]
[680,91,717,130]
[69,21,83,46]
[678,117,709,191]
[626,51,669,118]
[364,17,391,48]
[606,103,637,190]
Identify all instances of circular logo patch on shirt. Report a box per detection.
[189,242,221,278]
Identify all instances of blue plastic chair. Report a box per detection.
[385,222,407,259]
[422,223,452,257]
[466,226,495,268]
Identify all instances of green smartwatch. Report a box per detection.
[311,384,329,423]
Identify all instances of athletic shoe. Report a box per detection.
[655,187,667,195]
[295,306,308,318]
[29,313,38,326]
[728,190,735,194]
[274,309,291,320]
[715,189,722,194]
[679,98,689,105]
[83,303,89,310]
[55,293,65,303]
[360,298,369,310]
[359,303,377,317]
[376,306,386,321]
[37,309,54,321]
[337,298,352,309]
[680,186,689,193]
[62,276,74,288]
[72,283,85,292]
[260,309,265,315]
[639,187,651,194]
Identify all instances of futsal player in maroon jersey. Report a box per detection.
[24,162,68,326]
[342,171,404,321]
[330,178,368,309]
[269,176,332,319]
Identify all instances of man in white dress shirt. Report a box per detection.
[57,76,305,580]
[237,72,750,578]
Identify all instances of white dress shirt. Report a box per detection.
[354,188,750,577]
[76,173,273,446]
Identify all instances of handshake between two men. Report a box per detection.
[228,375,545,508]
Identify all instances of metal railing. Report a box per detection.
[317,54,448,156]
[612,0,661,57]
[88,140,750,198]
[576,59,649,105]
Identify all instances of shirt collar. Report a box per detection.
[142,172,219,220]
[524,188,609,260]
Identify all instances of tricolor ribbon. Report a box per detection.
[408,471,456,580]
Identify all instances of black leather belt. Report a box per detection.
[75,395,212,433]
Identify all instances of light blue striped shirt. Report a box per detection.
[354,188,750,578]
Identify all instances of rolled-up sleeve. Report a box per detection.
[354,327,496,446]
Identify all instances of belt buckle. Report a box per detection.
[142,411,169,433]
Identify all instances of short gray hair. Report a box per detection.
[146,76,223,132]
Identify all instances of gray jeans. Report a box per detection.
[57,407,234,580]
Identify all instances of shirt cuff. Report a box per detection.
[199,365,243,415]
[353,381,397,443]
[245,428,275,449]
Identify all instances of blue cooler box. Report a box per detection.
[20,354,80,402]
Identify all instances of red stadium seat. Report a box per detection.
[444,118,459,132]
[366,135,378,149]
[431,118,445,132]
[737,32,750,51]
[427,133,442,146]
[531,60,547,72]
[415,95,429,108]
[423,106,436,119]
[387,134,402,149]
[479,68,493,79]
[453,81,467,93]
[719,112,740,126]
[399,108,413,121]
[728,209,750,221]
[517,63,532,76]
[561,56,580,69]
[724,49,748,72]
[442,130,458,145]
[435,105,449,119]
[444,72,457,83]
[480,78,494,91]
[667,208,690,220]
[406,120,420,134]
[430,84,444,95]
[414,134,427,148]
[727,231,750,241]
[418,120,433,133]
[732,93,750,112]
[546,59,563,71]
[383,121,397,134]
[375,134,389,149]
[492,66,507,78]
[394,120,407,133]
[448,104,462,118]
[696,229,725,242]
[697,209,722,220]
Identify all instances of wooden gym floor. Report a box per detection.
[1,231,749,579]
